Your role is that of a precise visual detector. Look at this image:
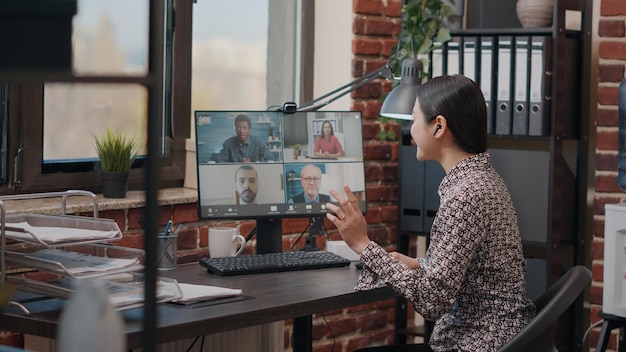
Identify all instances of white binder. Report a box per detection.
[480,37,493,134]
[495,38,512,135]
[512,39,529,135]
[528,37,549,136]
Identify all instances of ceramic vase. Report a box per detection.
[442,0,465,30]
[516,0,554,28]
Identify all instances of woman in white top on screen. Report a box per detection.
[325,75,535,351]
[313,120,344,158]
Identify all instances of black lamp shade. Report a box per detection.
[380,57,423,120]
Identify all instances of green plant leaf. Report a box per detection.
[436,27,451,43]
[93,128,139,173]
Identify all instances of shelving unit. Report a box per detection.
[0,1,167,350]
[0,190,182,311]
[267,139,283,160]
[394,0,588,349]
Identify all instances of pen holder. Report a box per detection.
[157,234,178,270]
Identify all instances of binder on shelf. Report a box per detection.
[430,41,460,78]
[528,37,551,136]
[447,41,460,75]
[479,37,494,134]
[495,37,512,135]
[431,46,443,78]
[462,38,477,82]
[512,38,529,135]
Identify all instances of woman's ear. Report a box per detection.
[433,115,448,137]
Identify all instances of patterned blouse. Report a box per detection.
[357,152,536,351]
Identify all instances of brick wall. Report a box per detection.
[590,0,626,350]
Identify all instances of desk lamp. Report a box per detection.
[296,56,423,121]
[294,55,423,252]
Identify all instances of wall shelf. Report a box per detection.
[395,0,587,349]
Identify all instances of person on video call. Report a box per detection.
[325,75,535,352]
[288,164,330,203]
[235,165,259,205]
[216,114,274,163]
[313,120,344,158]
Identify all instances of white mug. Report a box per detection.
[209,227,246,258]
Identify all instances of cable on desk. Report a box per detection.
[244,227,257,243]
[185,335,206,352]
[291,221,311,250]
[582,319,604,347]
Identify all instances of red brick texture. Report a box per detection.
[591,0,626,350]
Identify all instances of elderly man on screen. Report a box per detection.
[288,164,331,203]
[216,114,274,163]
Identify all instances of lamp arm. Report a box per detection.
[297,64,394,112]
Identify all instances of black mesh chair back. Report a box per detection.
[498,265,591,352]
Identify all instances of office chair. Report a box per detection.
[498,265,591,352]
[355,265,591,352]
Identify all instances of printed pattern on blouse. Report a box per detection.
[356,152,536,352]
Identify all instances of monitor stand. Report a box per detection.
[300,217,323,251]
[256,218,283,254]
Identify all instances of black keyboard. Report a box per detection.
[198,251,351,276]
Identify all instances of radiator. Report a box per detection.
[26,322,284,352]
[151,322,284,352]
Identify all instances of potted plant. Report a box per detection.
[390,0,455,75]
[93,128,139,198]
[379,0,455,135]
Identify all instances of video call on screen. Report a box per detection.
[194,110,367,220]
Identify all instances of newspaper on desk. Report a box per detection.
[7,275,184,310]
[107,279,183,309]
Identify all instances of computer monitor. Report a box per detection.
[194,110,367,253]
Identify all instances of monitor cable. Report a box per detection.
[290,221,311,251]
[296,217,326,251]
[244,227,257,243]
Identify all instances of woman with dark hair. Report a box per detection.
[325,75,535,351]
[313,120,344,158]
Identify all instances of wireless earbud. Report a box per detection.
[433,125,442,136]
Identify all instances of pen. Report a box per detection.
[159,220,175,266]
[163,220,172,237]
[172,224,183,236]
[137,216,146,231]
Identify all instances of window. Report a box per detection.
[3,0,189,194]
[1,0,313,195]
[191,0,312,114]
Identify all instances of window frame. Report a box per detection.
[1,0,192,195]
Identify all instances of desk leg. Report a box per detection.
[293,315,312,352]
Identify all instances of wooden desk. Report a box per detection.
[1,263,396,351]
